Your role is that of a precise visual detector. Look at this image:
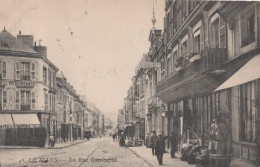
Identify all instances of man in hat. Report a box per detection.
[169,131,177,158]
[155,134,165,165]
[150,130,158,155]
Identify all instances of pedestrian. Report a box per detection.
[169,131,177,158]
[150,130,158,156]
[49,133,55,147]
[155,134,165,165]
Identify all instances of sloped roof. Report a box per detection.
[0,30,36,53]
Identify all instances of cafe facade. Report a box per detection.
[0,29,58,146]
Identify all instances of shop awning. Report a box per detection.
[0,114,14,125]
[215,55,260,91]
[12,114,40,125]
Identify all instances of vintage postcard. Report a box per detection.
[0,0,259,167]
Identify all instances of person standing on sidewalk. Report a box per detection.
[155,134,165,165]
[169,131,177,158]
[150,130,158,156]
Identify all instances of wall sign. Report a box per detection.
[0,81,34,88]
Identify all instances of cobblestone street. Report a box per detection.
[0,137,152,167]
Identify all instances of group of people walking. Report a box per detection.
[148,130,178,165]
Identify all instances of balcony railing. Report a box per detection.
[156,48,227,93]
[202,48,227,73]
[21,105,30,110]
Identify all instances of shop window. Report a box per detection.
[240,81,257,143]
[21,91,30,110]
[15,91,20,110]
[15,62,20,80]
[241,9,255,47]
[2,61,7,79]
[20,62,30,81]
[31,91,35,110]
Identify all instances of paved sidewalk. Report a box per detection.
[0,139,87,149]
[128,145,196,167]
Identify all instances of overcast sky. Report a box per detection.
[0,0,165,124]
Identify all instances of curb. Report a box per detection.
[0,140,87,150]
[127,147,155,167]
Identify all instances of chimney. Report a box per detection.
[17,31,34,48]
[34,45,47,57]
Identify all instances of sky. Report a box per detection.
[0,0,165,124]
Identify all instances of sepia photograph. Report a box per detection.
[0,0,259,166]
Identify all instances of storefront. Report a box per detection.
[214,54,260,165]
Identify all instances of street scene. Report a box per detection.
[0,0,260,167]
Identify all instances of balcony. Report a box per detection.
[188,51,201,63]
[175,56,184,71]
[202,48,227,75]
[156,48,227,94]
[21,105,30,110]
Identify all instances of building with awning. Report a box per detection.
[0,114,14,127]
[0,29,58,146]
[215,54,260,91]
[12,114,40,126]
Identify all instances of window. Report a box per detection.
[241,9,255,47]
[52,72,56,89]
[48,69,52,87]
[181,41,187,56]
[194,30,201,53]
[240,81,257,143]
[21,91,30,110]
[44,93,48,111]
[31,63,36,80]
[2,91,7,109]
[15,91,20,110]
[15,62,20,80]
[167,57,171,75]
[210,14,226,48]
[31,91,35,110]
[20,62,30,80]
[161,61,165,80]
[173,51,177,70]
[2,61,7,79]
[211,18,219,48]
[43,67,47,84]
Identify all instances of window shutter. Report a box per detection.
[219,16,226,48]
[15,62,20,80]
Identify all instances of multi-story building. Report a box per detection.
[0,29,58,145]
[155,0,260,166]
